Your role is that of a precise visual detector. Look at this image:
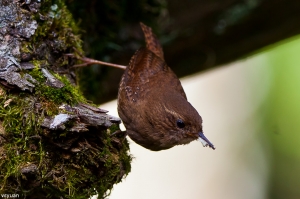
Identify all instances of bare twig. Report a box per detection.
[65,53,127,70]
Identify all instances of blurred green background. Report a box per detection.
[264,35,300,199]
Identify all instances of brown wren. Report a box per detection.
[117,23,215,151]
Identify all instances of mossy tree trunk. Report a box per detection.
[0,1,131,198]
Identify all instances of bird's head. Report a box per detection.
[146,93,215,150]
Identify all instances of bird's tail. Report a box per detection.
[140,22,164,61]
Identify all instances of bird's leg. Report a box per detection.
[65,49,126,70]
[111,130,128,143]
[111,130,127,137]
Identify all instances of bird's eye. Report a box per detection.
[176,119,185,128]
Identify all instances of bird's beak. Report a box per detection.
[198,132,215,150]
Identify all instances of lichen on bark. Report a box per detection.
[0,1,131,198]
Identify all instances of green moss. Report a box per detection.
[0,92,43,189]
[31,0,83,54]
[27,66,86,106]
[0,90,132,198]
[108,124,120,133]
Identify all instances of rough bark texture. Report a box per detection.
[0,1,131,198]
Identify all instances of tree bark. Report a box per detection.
[0,1,131,198]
